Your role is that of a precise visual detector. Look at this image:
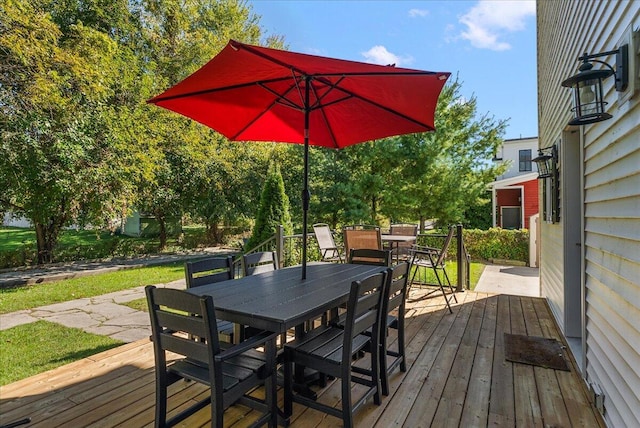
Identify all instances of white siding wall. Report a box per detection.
[496,137,539,180]
[538,1,640,427]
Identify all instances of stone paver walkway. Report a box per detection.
[0,279,185,342]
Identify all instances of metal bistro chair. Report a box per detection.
[313,223,344,263]
[283,271,388,428]
[408,226,458,313]
[242,251,278,276]
[145,286,278,428]
[388,223,418,261]
[185,256,235,342]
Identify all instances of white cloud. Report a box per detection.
[361,45,413,67]
[458,0,535,51]
[409,8,429,18]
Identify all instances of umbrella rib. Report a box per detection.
[148,76,295,103]
[230,78,305,140]
[312,74,436,131]
[308,78,341,147]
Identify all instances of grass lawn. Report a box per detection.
[413,261,485,291]
[0,227,117,252]
[0,321,123,386]
[0,263,185,314]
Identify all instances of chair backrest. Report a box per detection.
[349,248,392,266]
[146,285,220,366]
[185,256,234,288]
[242,251,278,276]
[436,226,456,266]
[343,228,382,254]
[389,223,418,256]
[313,223,340,259]
[342,271,388,355]
[390,224,418,236]
[384,262,410,316]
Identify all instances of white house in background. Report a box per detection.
[537,2,639,426]
[489,136,539,229]
[2,212,31,228]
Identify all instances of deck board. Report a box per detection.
[0,289,605,428]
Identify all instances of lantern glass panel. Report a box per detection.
[575,78,604,118]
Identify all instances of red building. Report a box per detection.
[489,137,540,230]
[491,173,539,229]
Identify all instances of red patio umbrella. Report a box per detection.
[149,39,449,278]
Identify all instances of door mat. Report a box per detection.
[504,333,570,371]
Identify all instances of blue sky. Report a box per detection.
[249,0,537,140]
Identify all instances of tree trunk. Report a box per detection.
[370,196,378,224]
[206,221,223,244]
[34,221,61,264]
[157,215,167,250]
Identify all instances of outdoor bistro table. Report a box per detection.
[381,234,417,263]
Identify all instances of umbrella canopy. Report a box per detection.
[149,39,450,278]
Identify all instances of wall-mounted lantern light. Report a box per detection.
[533,145,557,179]
[561,44,628,126]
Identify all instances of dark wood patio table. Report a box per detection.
[186,262,386,336]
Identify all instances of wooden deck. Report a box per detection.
[0,288,605,427]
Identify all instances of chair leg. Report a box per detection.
[379,329,390,396]
[398,319,406,373]
[433,268,453,314]
[441,268,458,302]
[283,357,293,419]
[265,339,278,428]
[155,372,167,428]
[341,371,354,428]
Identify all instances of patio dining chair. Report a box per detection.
[145,286,278,428]
[343,226,382,261]
[283,271,388,427]
[313,223,344,263]
[185,256,235,342]
[242,251,278,276]
[408,225,458,313]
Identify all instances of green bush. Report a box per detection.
[463,227,529,263]
[416,227,529,264]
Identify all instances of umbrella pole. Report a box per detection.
[301,76,310,280]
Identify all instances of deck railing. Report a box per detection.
[235,224,470,290]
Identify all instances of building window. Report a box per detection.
[519,149,532,171]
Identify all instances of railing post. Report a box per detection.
[456,224,464,292]
[276,225,284,268]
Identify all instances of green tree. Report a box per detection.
[245,162,293,250]
[0,0,150,263]
[380,77,508,230]
[136,0,282,249]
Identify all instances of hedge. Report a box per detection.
[417,227,529,264]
